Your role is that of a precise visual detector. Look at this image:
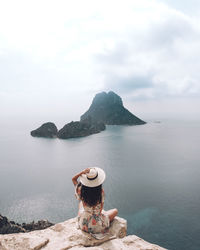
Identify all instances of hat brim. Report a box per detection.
[80,167,106,187]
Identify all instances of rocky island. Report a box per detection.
[31,119,105,140]
[57,118,105,139]
[30,91,146,139]
[31,122,58,138]
[81,91,146,125]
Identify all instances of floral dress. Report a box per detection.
[75,184,110,234]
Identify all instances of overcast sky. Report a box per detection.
[1,0,200,124]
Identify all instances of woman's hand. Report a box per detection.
[82,168,90,175]
[72,168,90,186]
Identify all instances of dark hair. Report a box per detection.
[80,184,102,207]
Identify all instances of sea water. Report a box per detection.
[0,118,200,250]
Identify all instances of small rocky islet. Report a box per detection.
[30,91,146,139]
[30,122,58,138]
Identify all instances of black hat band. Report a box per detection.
[87,173,98,181]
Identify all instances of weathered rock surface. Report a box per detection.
[57,119,105,139]
[21,220,54,232]
[31,122,58,138]
[0,216,165,250]
[0,214,54,234]
[81,91,146,125]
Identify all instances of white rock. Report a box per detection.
[0,217,166,250]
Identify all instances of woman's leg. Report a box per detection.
[106,208,118,222]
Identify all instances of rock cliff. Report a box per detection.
[81,91,146,125]
[0,217,165,250]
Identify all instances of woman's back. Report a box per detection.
[76,183,109,233]
[72,167,118,234]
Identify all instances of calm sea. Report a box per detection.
[0,118,200,250]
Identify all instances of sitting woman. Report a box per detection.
[72,167,118,234]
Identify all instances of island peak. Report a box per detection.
[81,91,146,125]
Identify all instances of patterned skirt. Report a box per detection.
[77,202,110,234]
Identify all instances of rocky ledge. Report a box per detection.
[0,216,165,250]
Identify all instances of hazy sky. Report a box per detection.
[1,0,200,123]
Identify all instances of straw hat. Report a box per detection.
[80,167,106,187]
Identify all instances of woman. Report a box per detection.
[72,167,118,234]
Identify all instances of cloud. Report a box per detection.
[94,2,200,100]
[165,0,200,16]
[142,11,194,51]
[104,74,154,94]
[0,0,200,119]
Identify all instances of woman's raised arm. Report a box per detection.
[72,168,90,186]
